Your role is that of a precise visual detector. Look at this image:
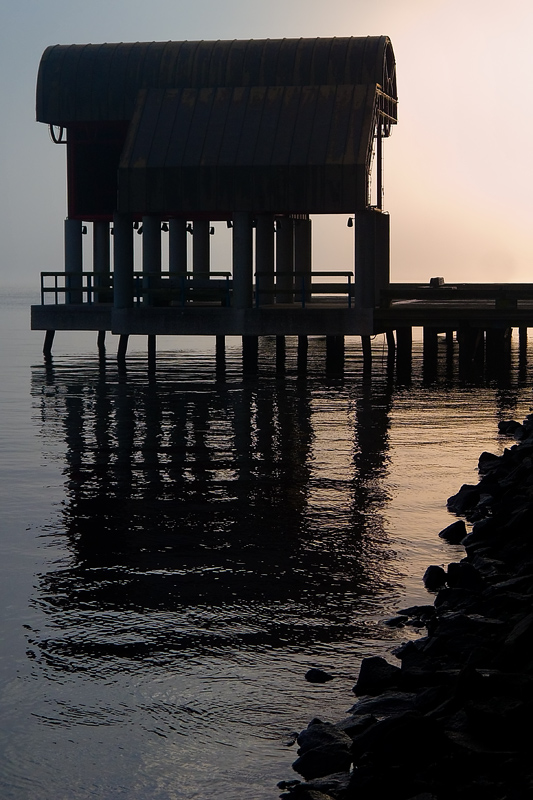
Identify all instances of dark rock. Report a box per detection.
[296,722,352,755]
[498,419,522,436]
[446,561,484,590]
[350,710,449,764]
[292,743,352,781]
[353,656,401,697]
[447,484,481,514]
[478,451,501,473]
[423,564,447,591]
[287,772,351,798]
[305,668,333,684]
[348,691,419,718]
[335,713,376,737]
[438,519,467,544]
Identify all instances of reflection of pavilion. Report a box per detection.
[31,37,397,367]
[30,353,395,674]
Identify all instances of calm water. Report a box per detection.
[1,290,531,799]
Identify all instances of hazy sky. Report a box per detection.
[1,0,531,288]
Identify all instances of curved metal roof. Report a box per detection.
[36,37,397,125]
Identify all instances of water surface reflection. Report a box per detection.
[18,333,531,799]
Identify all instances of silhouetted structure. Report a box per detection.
[32,37,397,365]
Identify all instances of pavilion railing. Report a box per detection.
[40,270,355,308]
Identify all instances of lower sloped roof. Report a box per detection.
[118,83,377,214]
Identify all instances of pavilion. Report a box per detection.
[32,36,397,365]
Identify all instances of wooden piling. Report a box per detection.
[43,329,55,358]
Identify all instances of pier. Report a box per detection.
[32,36,530,376]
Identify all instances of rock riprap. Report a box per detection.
[280,417,533,800]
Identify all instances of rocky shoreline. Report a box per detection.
[279,417,533,800]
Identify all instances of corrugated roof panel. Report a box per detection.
[326,84,355,165]
[234,86,267,166]
[182,87,216,167]
[206,40,229,86]
[271,86,301,166]
[253,86,284,166]
[37,37,397,124]
[288,84,319,166]
[106,42,136,120]
[327,38,350,84]
[257,39,283,85]
[200,87,233,166]
[191,40,217,87]
[307,84,336,165]
[218,86,249,166]
[147,88,180,168]
[225,40,247,86]
[164,87,196,168]
[310,38,334,86]
[171,40,202,88]
[274,39,299,85]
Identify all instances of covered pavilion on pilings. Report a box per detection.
[32,36,398,368]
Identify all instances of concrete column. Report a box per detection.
[294,218,312,305]
[193,220,210,275]
[255,214,275,306]
[93,221,111,303]
[65,218,83,303]
[354,209,390,311]
[169,219,187,274]
[113,212,134,309]
[232,212,253,309]
[142,216,161,306]
[275,217,294,303]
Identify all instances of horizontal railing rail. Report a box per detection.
[40,272,113,305]
[380,283,533,309]
[255,270,353,309]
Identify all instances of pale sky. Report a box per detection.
[1,0,531,288]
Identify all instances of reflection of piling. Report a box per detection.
[216,335,226,376]
[423,327,438,381]
[276,336,286,374]
[297,335,308,376]
[148,335,156,375]
[361,335,372,376]
[485,327,511,379]
[326,335,344,374]
[242,335,258,374]
[117,334,129,372]
[458,326,484,380]
[396,327,412,382]
[519,327,528,373]
[97,330,106,355]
